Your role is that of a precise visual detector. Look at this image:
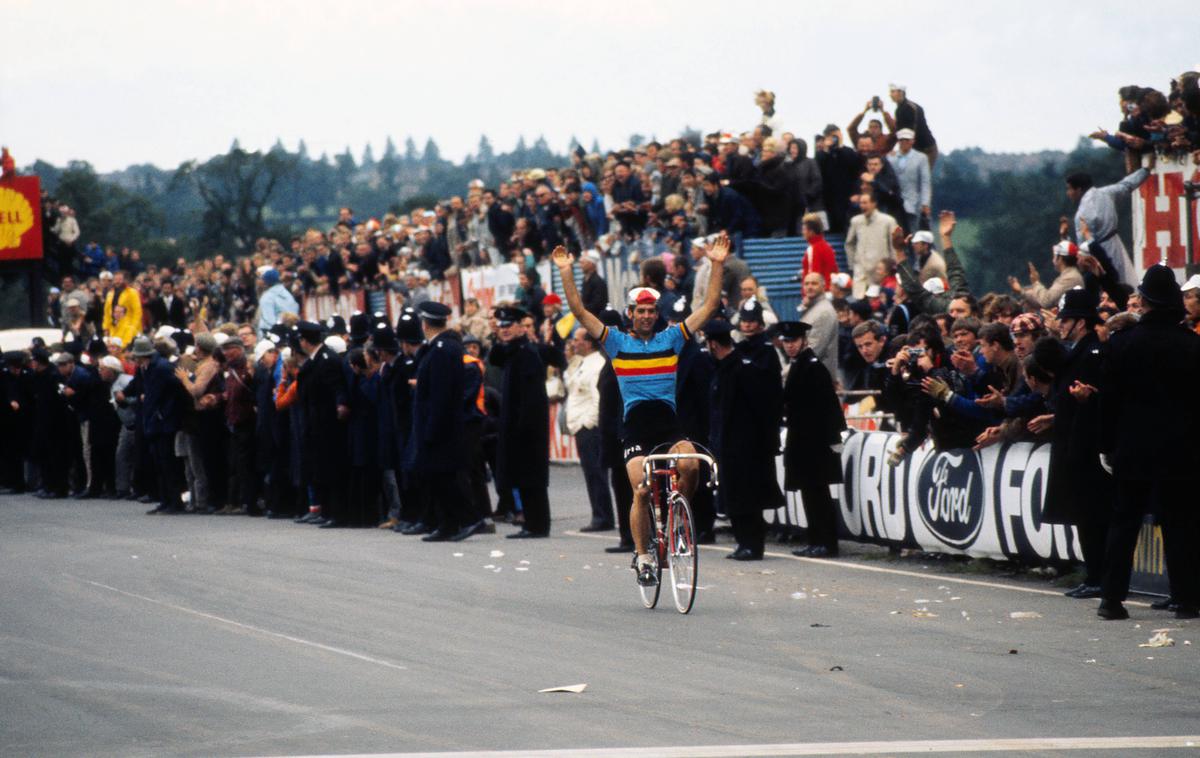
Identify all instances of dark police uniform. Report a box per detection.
[779,321,847,557]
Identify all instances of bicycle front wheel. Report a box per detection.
[667,493,698,614]
[638,497,662,609]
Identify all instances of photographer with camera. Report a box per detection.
[848,97,897,155]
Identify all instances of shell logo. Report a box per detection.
[0,186,34,250]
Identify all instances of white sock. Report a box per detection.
[637,552,652,568]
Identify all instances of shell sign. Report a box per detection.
[0,176,43,261]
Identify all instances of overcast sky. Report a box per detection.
[3,0,1197,173]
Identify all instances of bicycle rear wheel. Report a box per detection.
[667,493,698,614]
[637,497,662,609]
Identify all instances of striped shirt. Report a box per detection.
[601,323,690,418]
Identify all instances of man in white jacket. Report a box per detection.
[565,327,613,532]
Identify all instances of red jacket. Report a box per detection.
[802,235,839,288]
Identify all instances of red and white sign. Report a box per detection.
[302,290,366,323]
[0,175,43,261]
[1132,153,1199,272]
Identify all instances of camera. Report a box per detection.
[901,347,926,381]
[871,95,882,110]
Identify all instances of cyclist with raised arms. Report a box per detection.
[552,234,730,587]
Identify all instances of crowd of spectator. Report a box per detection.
[5,76,1200,620]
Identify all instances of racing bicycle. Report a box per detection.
[637,446,719,614]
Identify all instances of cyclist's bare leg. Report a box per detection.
[626,456,651,556]
[670,440,699,501]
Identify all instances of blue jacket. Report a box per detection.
[141,354,183,437]
[257,284,299,336]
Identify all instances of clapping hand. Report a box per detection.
[973,425,1003,451]
[974,385,1004,410]
[1069,381,1098,402]
[1027,414,1054,434]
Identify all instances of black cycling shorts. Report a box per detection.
[621,400,685,464]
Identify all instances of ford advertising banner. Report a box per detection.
[769,430,1167,594]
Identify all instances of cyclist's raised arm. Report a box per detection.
[551,245,605,339]
[684,232,730,335]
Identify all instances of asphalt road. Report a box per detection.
[1,466,1197,758]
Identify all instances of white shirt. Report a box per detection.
[564,350,605,434]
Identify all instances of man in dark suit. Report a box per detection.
[779,321,847,558]
[580,250,609,315]
[295,321,351,528]
[147,279,188,330]
[133,337,184,514]
[489,305,551,538]
[1098,265,1200,620]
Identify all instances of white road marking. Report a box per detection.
[78,579,408,671]
[564,531,1152,607]
[253,734,1200,757]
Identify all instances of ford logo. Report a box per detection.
[916,451,984,549]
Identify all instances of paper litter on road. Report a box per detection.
[912,610,939,619]
[489,550,505,558]
[452,552,463,557]
[539,684,587,693]
[791,592,807,600]
[515,567,529,572]
[1009,611,1043,619]
[519,560,530,565]
[483,564,495,569]
[1139,632,1174,648]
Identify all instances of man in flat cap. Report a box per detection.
[134,336,185,514]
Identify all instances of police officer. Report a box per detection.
[490,305,552,538]
[295,320,351,528]
[395,308,432,534]
[779,321,847,558]
[1042,288,1110,599]
[707,312,785,561]
[1,351,33,494]
[670,296,717,543]
[406,301,484,541]
[1098,265,1200,620]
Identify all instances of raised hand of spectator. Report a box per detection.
[1088,128,1110,141]
[1077,253,1105,276]
[1058,216,1071,239]
[1026,414,1054,434]
[1007,275,1022,294]
[1069,380,1098,402]
[1078,217,1092,241]
[950,349,977,375]
[921,376,951,402]
[1026,261,1040,284]
[890,226,908,260]
[974,385,1004,410]
[973,425,1003,451]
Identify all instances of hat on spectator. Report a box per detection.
[626,287,660,307]
[849,300,874,321]
[895,128,916,141]
[542,293,562,307]
[669,296,691,322]
[494,305,527,327]
[776,321,813,340]
[2,350,26,366]
[153,325,176,341]
[99,270,113,280]
[830,272,852,290]
[1052,240,1079,258]
[922,278,947,295]
[702,319,733,338]
[260,267,280,286]
[417,270,432,282]
[1138,264,1184,309]
[195,332,218,354]
[718,133,736,144]
[1058,287,1100,322]
[463,333,482,347]
[86,337,108,356]
[296,321,324,343]
[1009,312,1044,336]
[865,284,882,299]
[221,335,246,350]
[912,230,934,245]
[130,337,156,358]
[598,306,624,329]
[739,297,765,324]
[51,352,74,366]
[169,330,193,351]
[1182,274,1200,292]
[97,355,123,373]
[418,301,451,324]
[326,314,347,336]
[582,249,602,264]
[212,332,230,347]
[370,325,400,352]
[324,335,347,354]
[253,340,277,362]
